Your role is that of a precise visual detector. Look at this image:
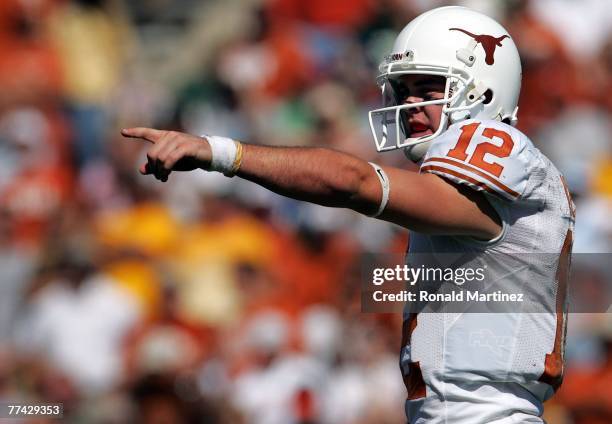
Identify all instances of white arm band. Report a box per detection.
[202,135,239,176]
[368,162,390,218]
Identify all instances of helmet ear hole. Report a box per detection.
[483,89,493,104]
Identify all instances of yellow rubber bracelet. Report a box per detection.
[230,140,243,175]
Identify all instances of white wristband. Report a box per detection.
[203,135,238,176]
[368,162,390,218]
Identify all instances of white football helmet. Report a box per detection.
[368,6,522,161]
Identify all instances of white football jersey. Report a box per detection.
[401,120,575,423]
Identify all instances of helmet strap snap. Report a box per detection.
[466,81,488,103]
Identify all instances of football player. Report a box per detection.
[122,6,575,423]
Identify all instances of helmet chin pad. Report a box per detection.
[403,141,430,162]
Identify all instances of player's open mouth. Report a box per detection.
[409,122,432,138]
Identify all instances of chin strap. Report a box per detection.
[449,110,472,123]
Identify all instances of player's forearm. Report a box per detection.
[237,144,379,214]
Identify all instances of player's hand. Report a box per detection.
[121,127,212,182]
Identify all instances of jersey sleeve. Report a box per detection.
[419,120,531,201]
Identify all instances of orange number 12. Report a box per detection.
[446,122,514,177]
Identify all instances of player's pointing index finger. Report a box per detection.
[121,127,164,143]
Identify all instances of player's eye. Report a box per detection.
[423,90,444,100]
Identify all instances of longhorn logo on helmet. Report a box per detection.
[449,28,510,65]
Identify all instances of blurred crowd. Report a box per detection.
[0,0,611,423]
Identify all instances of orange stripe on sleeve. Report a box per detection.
[422,157,520,198]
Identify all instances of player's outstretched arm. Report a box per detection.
[121,127,501,239]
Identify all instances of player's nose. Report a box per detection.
[402,97,425,117]
[404,95,425,105]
